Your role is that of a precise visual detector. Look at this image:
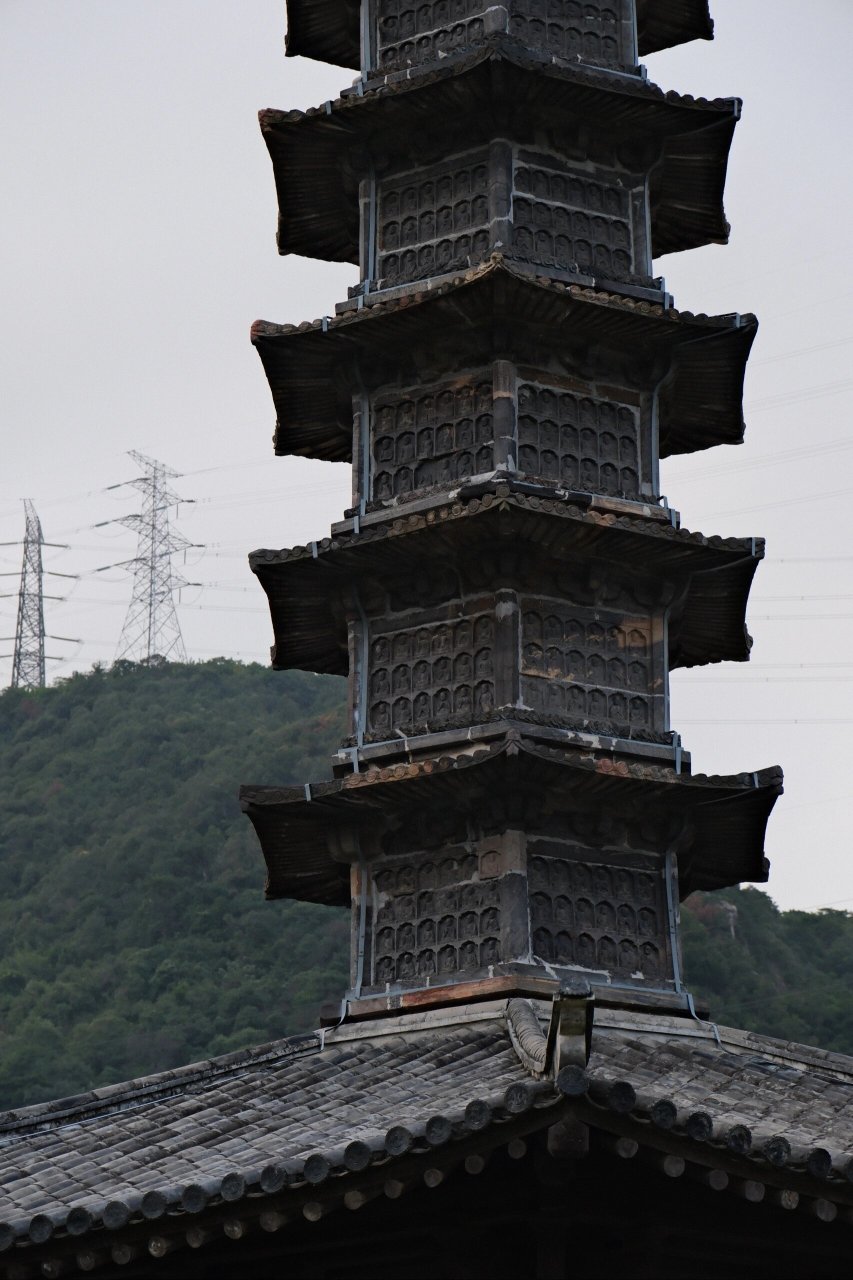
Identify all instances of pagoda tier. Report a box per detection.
[242,736,779,904]
[252,261,757,470]
[261,41,738,280]
[283,0,713,75]
[251,488,760,706]
[239,733,780,1010]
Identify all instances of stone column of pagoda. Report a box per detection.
[241,0,782,1021]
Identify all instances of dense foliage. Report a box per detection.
[681,888,853,1053]
[0,660,349,1109]
[0,661,850,1109]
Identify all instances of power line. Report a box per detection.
[707,485,853,519]
[752,333,853,368]
[681,718,853,725]
[668,435,853,486]
[746,375,853,413]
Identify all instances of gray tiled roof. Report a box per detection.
[3,1004,853,1255]
[0,1017,537,1237]
[589,1013,853,1163]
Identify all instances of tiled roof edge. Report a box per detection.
[258,36,738,130]
[240,738,783,813]
[250,255,757,341]
[7,1043,853,1254]
[248,485,760,570]
[0,1075,560,1252]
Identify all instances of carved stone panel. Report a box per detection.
[371,372,495,503]
[372,0,634,75]
[370,143,651,295]
[376,151,490,291]
[516,378,645,496]
[519,600,664,736]
[353,570,668,744]
[367,611,497,736]
[357,360,655,512]
[512,151,648,283]
[528,848,671,984]
[371,852,504,984]
[375,0,499,74]
[508,0,633,68]
[366,834,531,990]
[359,829,674,993]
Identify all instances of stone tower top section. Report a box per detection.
[283,0,713,80]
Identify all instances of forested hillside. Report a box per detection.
[0,661,851,1110]
[0,661,349,1109]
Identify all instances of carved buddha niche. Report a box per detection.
[370,849,505,987]
[370,372,495,504]
[373,0,635,76]
[516,379,647,498]
[376,152,490,291]
[528,847,671,986]
[511,152,649,285]
[371,136,652,300]
[366,611,497,737]
[519,601,665,737]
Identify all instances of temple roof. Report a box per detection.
[3,1000,852,1272]
[252,259,757,464]
[261,41,738,263]
[249,485,761,675]
[283,0,714,69]
[240,729,781,903]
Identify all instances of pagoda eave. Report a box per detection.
[250,488,761,674]
[284,0,360,68]
[262,42,738,264]
[240,731,781,904]
[638,0,713,55]
[251,262,756,463]
[283,0,714,70]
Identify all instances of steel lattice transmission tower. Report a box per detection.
[115,452,192,665]
[11,500,46,689]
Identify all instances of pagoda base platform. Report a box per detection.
[319,971,708,1026]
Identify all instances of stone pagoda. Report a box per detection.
[13,10,853,1278]
[240,0,782,1021]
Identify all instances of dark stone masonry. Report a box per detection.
[4,5,853,1277]
[242,0,778,1014]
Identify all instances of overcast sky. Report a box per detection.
[1,1,851,912]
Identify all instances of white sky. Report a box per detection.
[1,1,851,912]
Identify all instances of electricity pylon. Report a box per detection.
[114,452,192,664]
[11,500,46,689]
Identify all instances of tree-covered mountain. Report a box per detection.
[0,661,850,1110]
[681,888,853,1054]
[0,660,349,1110]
